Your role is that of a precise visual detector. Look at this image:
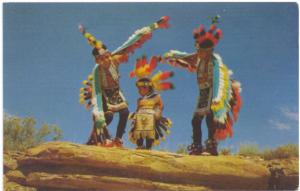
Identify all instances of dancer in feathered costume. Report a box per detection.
[128,56,173,149]
[163,18,242,155]
[79,16,170,147]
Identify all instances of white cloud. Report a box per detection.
[268,119,291,130]
[280,107,299,121]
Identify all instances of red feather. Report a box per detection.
[209,24,216,32]
[157,16,170,29]
[193,28,200,37]
[214,126,226,140]
[159,71,174,81]
[231,84,242,121]
[141,56,147,67]
[159,82,174,90]
[215,29,223,39]
[226,114,234,137]
[148,56,158,73]
[214,114,234,141]
[199,24,205,33]
[135,58,142,69]
[129,71,135,78]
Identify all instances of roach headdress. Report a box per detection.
[193,24,223,50]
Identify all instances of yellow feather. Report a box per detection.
[151,71,162,82]
[82,80,88,85]
[79,98,85,105]
[154,140,160,145]
[88,75,93,81]
[84,33,92,38]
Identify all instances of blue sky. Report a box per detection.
[3,3,299,152]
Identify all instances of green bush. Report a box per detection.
[237,143,299,160]
[176,144,188,155]
[261,144,298,160]
[4,113,62,152]
[238,144,261,157]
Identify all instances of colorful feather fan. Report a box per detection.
[211,54,242,140]
[112,16,170,56]
[130,56,174,92]
[211,53,233,124]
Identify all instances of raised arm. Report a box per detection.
[112,16,170,57]
[162,50,198,73]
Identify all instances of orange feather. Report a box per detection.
[148,56,158,73]
[159,82,174,90]
[159,71,174,81]
[231,85,242,121]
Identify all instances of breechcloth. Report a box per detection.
[194,57,213,116]
[102,89,129,139]
[102,87,128,112]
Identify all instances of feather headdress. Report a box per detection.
[193,24,222,50]
[130,56,174,92]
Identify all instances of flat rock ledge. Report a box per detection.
[3,141,298,190]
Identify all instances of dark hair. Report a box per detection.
[136,78,154,93]
[92,45,108,57]
[92,48,99,56]
[138,78,151,83]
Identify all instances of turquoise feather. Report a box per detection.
[112,32,142,54]
[92,65,106,129]
[212,56,220,100]
[170,50,191,57]
[211,54,233,125]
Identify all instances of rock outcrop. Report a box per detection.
[4,142,298,190]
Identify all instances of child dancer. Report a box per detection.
[129,56,173,149]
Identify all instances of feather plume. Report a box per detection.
[214,114,233,140]
[141,56,147,67]
[159,71,174,81]
[158,82,174,91]
[148,56,158,73]
[157,16,170,29]
[129,71,136,78]
[151,71,162,82]
[231,81,242,121]
[112,16,169,56]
